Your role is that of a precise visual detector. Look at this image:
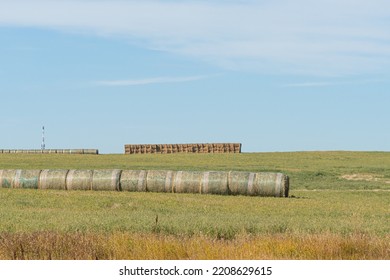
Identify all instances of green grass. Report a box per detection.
[0,151,389,259]
[0,188,389,237]
[1,151,390,190]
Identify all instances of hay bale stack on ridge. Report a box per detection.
[124,143,242,154]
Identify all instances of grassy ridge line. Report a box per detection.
[1,151,390,189]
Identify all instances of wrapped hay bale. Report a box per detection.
[173,171,204,194]
[0,170,17,188]
[0,168,289,197]
[201,171,229,195]
[254,172,289,197]
[39,169,69,190]
[66,170,93,190]
[146,170,174,193]
[228,171,289,197]
[120,170,147,192]
[92,169,121,191]
[12,169,41,189]
[228,171,256,196]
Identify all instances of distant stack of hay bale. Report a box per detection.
[0,149,99,154]
[124,143,241,154]
[0,169,289,197]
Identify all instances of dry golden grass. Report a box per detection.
[0,231,389,260]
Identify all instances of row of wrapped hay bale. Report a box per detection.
[125,143,242,154]
[0,149,99,154]
[0,169,289,197]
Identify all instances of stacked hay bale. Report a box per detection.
[0,169,289,197]
[124,143,242,154]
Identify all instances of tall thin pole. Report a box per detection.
[41,126,45,151]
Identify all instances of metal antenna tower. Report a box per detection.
[41,126,45,151]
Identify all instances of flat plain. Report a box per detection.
[0,151,389,259]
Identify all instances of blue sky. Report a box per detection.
[1,0,389,153]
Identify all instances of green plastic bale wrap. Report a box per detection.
[120,170,147,192]
[0,170,17,188]
[39,169,69,190]
[12,169,41,189]
[201,171,229,195]
[66,170,93,190]
[92,169,121,191]
[173,171,204,194]
[146,170,175,193]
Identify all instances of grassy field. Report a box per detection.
[0,151,389,259]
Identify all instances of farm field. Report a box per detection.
[0,151,389,259]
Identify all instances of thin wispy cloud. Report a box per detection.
[283,78,386,88]
[282,82,336,88]
[1,0,389,76]
[95,75,210,87]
